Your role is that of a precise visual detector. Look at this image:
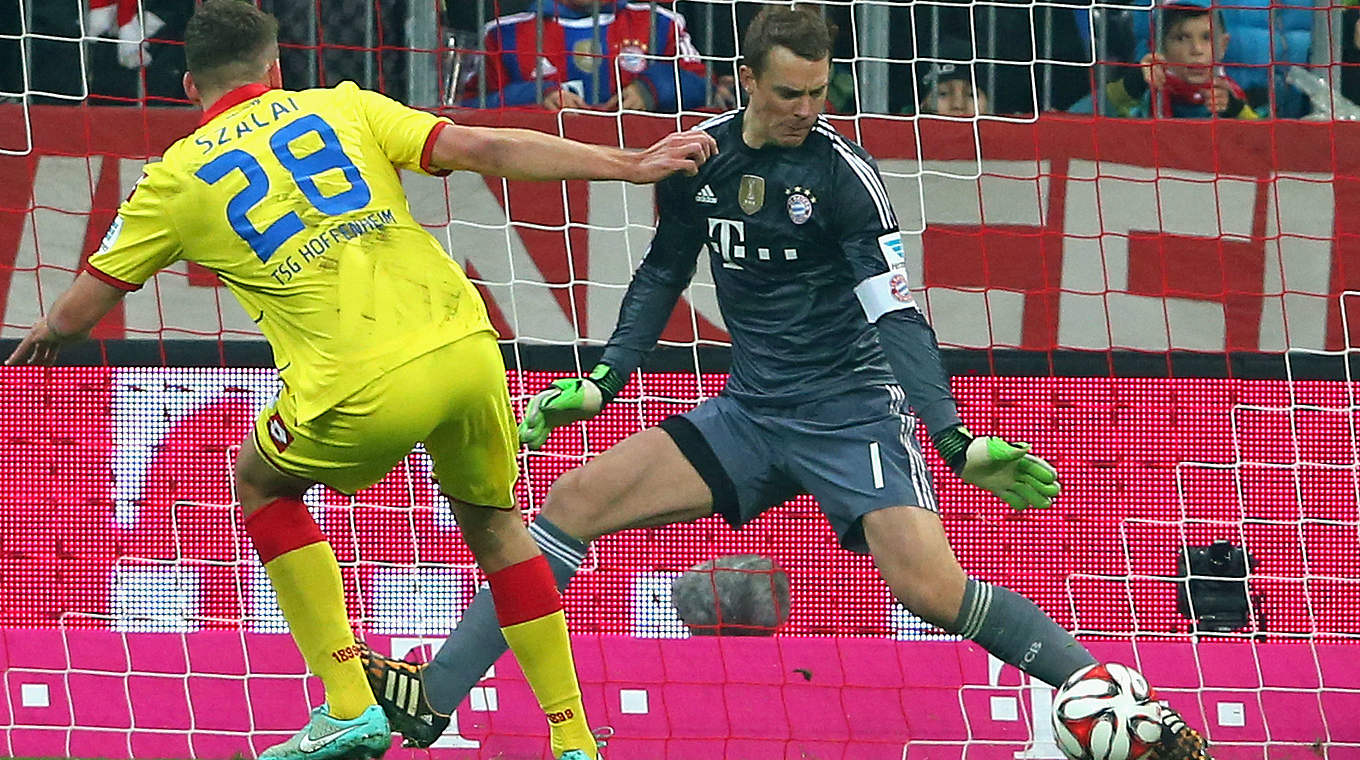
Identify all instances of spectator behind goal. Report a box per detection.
[460,0,708,112]
[918,59,992,118]
[1071,0,1261,119]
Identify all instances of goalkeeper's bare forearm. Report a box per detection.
[430,124,717,184]
[5,272,126,366]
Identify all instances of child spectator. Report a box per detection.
[1071,0,1261,119]
[919,60,992,117]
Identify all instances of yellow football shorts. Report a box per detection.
[251,330,519,507]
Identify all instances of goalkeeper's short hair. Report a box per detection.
[742,6,837,77]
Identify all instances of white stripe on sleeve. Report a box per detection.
[813,123,896,229]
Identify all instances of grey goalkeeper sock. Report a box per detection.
[423,516,588,714]
[952,578,1098,689]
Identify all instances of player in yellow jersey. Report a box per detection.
[5,2,715,759]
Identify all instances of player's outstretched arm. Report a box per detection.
[834,136,1060,509]
[430,124,717,184]
[518,249,694,449]
[5,273,127,366]
[519,168,699,449]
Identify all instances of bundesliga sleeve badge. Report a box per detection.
[97,215,125,253]
[785,186,816,225]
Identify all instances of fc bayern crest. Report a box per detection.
[888,273,914,303]
[785,185,816,224]
[617,43,647,73]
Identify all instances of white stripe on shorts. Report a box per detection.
[891,389,937,513]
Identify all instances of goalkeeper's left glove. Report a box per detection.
[932,425,1060,510]
[517,363,625,450]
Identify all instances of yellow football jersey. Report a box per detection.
[87,81,493,423]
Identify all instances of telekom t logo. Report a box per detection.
[707,217,747,270]
[705,217,800,271]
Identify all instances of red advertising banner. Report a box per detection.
[1,368,1355,641]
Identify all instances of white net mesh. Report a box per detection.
[2,1,1359,758]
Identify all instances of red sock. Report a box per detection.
[243,497,324,561]
[486,555,562,626]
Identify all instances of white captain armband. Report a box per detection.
[854,267,919,322]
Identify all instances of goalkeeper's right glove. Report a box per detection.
[933,425,1061,510]
[517,364,625,449]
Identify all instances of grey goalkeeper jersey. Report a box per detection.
[601,110,958,429]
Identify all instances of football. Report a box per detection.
[1052,663,1165,760]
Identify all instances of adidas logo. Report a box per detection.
[695,184,718,204]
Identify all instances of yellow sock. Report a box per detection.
[247,498,373,720]
[502,610,596,758]
[264,543,373,719]
[489,555,595,759]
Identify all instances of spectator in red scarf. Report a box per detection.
[1071,0,1261,119]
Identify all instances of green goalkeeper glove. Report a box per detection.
[517,364,624,450]
[933,425,1060,510]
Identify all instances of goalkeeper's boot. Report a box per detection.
[357,641,448,749]
[259,703,390,760]
[1148,701,1214,760]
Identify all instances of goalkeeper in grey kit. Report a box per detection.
[363,6,1210,758]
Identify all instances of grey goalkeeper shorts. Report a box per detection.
[657,386,939,554]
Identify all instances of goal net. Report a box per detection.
[2,1,1358,758]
